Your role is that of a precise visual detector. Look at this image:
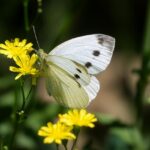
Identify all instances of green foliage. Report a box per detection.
[96,113,120,125]
[109,127,145,150]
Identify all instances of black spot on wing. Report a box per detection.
[93,50,100,56]
[76,68,82,73]
[74,74,80,79]
[74,74,81,87]
[96,34,115,50]
[85,62,92,68]
[97,35,104,45]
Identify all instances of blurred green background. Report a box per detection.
[0,0,147,52]
[0,0,150,150]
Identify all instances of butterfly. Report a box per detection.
[39,34,115,108]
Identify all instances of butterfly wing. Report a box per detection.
[45,55,100,108]
[50,34,115,74]
[43,34,114,108]
[45,60,90,108]
[83,76,100,101]
[46,55,91,86]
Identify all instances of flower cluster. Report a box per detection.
[38,109,97,145]
[0,38,39,80]
[38,122,75,144]
[59,109,97,128]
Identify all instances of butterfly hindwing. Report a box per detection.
[46,55,91,86]
[83,76,100,101]
[46,58,90,108]
[50,34,115,74]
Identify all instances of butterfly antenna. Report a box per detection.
[32,25,40,50]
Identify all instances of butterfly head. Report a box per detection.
[38,49,47,60]
[36,49,50,75]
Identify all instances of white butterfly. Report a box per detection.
[39,34,115,108]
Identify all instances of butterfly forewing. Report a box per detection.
[50,34,115,74]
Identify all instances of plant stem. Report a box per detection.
[23,0,30,32]
[9,113,19,149]
[143,1,150,54]
[135,1,150,123]
[134,57,148,122]
[20,80,26,110]
[62,140,68,150]
[56,144,59,150]
[9,81,34,149]
[71,127,80,150]
[24,86,33,109]
[64,145,67,150]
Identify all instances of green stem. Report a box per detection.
[9,81,34,149]
[71,127,80,150]
[64,145,67,150]
[135,1,150,124]
[71,138,78,150]
[9,113,19,149]
[23,0,30,32]
[134,57,148,122]
[62,140,68,150]
[24,86,33,109]
[143,1,150,54]
[20,80,26,110]
[56,144,59,150]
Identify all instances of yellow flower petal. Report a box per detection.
[14,38,19,46]
[59,109,97,128]
[38,122,76,145]
[9,54,39,80]
[15,73,23,80]
[0,38,33,58]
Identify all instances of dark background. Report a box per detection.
[0,0,149,149]
[0,0,147,52]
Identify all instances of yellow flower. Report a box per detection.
[0,38,33,58]
[9,54,39,80]
[38,122,76,144]
[59,109,97,128]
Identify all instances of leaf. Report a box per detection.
[109,127,145,150]
[0,91,14,107]
[0,121,12,136]
[144,97,150,104]
[15,132,36,149]
[105,134,131,150]
[96,113,120,125]
[25,103,63,131]
[0,75,15,90]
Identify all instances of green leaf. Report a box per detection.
[105,134,131,150]
[96,113,120,125]
[0,91,14,107]
[25,103,63,131]
[144,97,150,104]
[0,75,15,90]
[110,127,145,150]
[0,121,12,136]
[15,132,36,149]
